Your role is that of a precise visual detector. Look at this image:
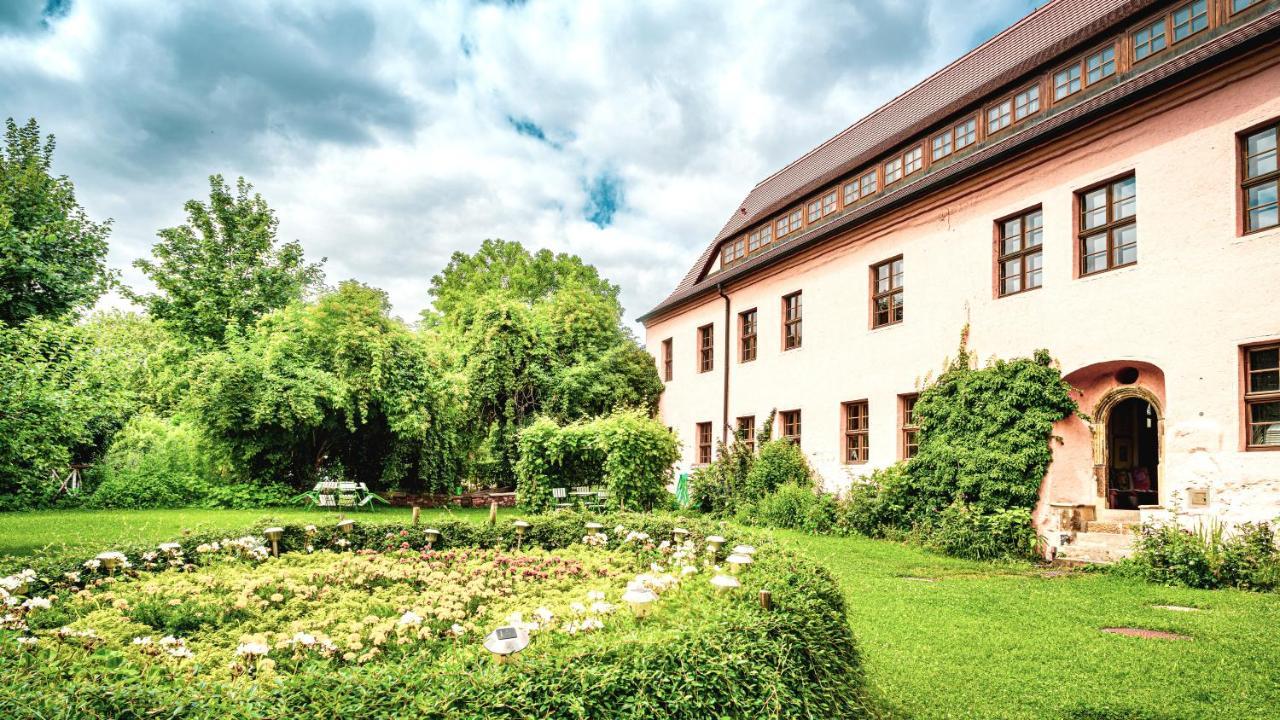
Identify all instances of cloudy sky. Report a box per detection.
[1,0,1042,330]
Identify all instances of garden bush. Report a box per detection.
[0,512,868,719]
[743,438,813,500]
[738,482,837,534]
[911,503,1037,561]
[1120,518,1280,591]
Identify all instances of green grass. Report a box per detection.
[0,506,510,567]
[4,510,1279,719]
[779,530,1280,720]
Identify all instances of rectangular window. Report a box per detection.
[1014,85,1040,121]
[987,100,1012,134]
[780,410,801,445]
[1079,175,1137,276]
[698,324,714,373]
[843,180,860,206]
[747,224,773,253]
[932,131,953,161]
[1134,19,1167,61]
[736,416,756,453]
[696,422,713,464]
[720,237,746,267]
[954,118,977,149]
[1243,123,1279,233]
[1233,0,1260,12]
[776,209,803,237]
[782,292,802,351]
[901,394,920,459]
[739,309,757,363]
[1171,0,1208,43]
[1054,65,1082,101]
[998,208,1044,296]
[1245,344,1280,448]
[808,191,838,222]
[883,157,903,185]
[661,338,672,381]
[871,257,904,328]
[860,169,878,197]
[903,146,924,176]
[843,400,869,464]
[1086,46,1116,85]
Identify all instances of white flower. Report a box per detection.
[681,565,698,576]
[449,623,466,637]
[141,552,158,562]
[569,602,586,615]
[397,611,423,627]
[586,590,605,602]
[63,571,81,583]
[304,524,317,534]
[534,607,554,623]
[21,597,51,610]
[82,559,101,570]
[158,542,182,554]
[159,635,180,646]
[16,636,37,646]
[167,645,194,659]
[590,601,615,615]
[132,636,153,646]
[291,632,316,647]
[236,642,270,657]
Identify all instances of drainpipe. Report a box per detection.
[717,283,731,445]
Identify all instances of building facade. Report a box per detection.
[640,0,1280,560]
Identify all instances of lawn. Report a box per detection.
[781,530,1280,720]
[4,510,1279,719]
[0,506,508,569]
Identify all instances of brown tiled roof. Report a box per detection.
[644,0,1163,322]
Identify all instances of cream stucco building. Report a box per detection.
[640,0,1280,560]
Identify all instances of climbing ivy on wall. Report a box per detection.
[908,335,1078,516]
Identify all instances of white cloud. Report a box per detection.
[0,0,1041,331]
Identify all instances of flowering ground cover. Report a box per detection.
[0,514,866,719]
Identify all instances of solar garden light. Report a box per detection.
[425,528,441,550]
[731,544,756,557]
[705,535,726,558]
[337,518,355,536]
[726,553,753,575]
[621,584,658,620]
[710,574,741,594]
[672,527,689,543]
[513,520,531,549]
[585,522,604,537]
[158,542,181,556]
[263,528,284,557]
[483,625,530,665]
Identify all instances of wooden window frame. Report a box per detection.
[870,256,904,329]
[1076,173,1137,277]
[807,189,839,223]
[776,209,802,238]
[697,324,714,373]
[782,291,802,351]
[736,416,756,453]
[987,98,1013,135]
[661,337,673,382]
[995,206,1044,297]
[747,223,773,253]
[739,308,758,363]
[843,179,860,206]
[1085,44,1118,86]
[696,422,713,465]
[931,130,953,161]
[1013,84,1040,121]
[900,394,920,460]
[1242,342,1280,451]
[859,169,878,197]
[1240,119,1280,235]
[842,400,870,465]
[1231,0,1262,14]
[903,145,924,176]
[780,409,802,446]
[1053,64,1082,102]
[1170,0,1210,45]
[883,156,904,185]
[954,117,977,150]
[1132,16,1169,63]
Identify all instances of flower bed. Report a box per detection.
[0,513,867,719]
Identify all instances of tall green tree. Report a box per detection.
[130,174,324,345]
[0,118,113,326]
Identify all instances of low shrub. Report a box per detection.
[835,464,915,537]
[0,512,868,719]
[744,439,813,500]
[87,414,213,508]
[912,503,1037,561]
[740,483,837,534]
[1120,518,1280,591]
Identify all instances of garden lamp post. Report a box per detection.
[513,520,531,549]
[96,552,125,576]
[425,528,441,550]
[672,527,689,544]
[726,553,753,575]
[585,522,603,537]
[158,542,181,557]
[337,518,355,542]
[710,574,741,594]
[263,528,284,557]
[483,626,530,665]
[621,585,657,620]
[731,544,756,557]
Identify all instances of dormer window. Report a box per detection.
[987,100,1013,134]
[1014,85,1040,121]
[776,209,802,238]
[807,190,838,223]
[747,223,773,252]
[1134,19,1167,61]
[884,157,904,185]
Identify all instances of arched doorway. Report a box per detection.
[1095,393,1161,510]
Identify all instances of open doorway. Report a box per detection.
[1105,397,1159,509]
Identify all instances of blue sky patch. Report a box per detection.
[583,171,623,229]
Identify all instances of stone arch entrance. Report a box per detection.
[1091,385,1164,510]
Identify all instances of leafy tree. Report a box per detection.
[186,281,464,491]
[130,174,324,345]
[0,118,113,326]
